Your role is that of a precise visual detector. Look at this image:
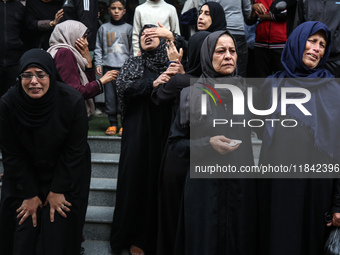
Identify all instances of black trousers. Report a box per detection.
[253,47,284,78]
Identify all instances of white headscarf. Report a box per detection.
[47,20,95,116]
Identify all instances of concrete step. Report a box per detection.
[88,136,121,154]
[88,178,117,207]
[82,240,129,255]
[91,153,119,179]
[84,205,114,241]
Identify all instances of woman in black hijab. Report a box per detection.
[25,0,64,50]
[110,24,175,255]
[169,30,258,255]
[0,49,91,255]
[152,31,210,255]
[197,2,227,32]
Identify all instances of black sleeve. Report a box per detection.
[151,74,189,106]
[331,179,340,213]
[0,101,39,199]
[50,96,89,193]
[168,108,214,159]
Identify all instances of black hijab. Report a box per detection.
[2,49,62,127]
[180,30,244,125]
[199,2,227,32]
[186,31,211,76]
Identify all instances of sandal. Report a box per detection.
[105,126,117,136]
[118,127,123,136]
[130,245,144,255]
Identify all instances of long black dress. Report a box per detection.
[168,87,258,255]
[152,74,192,255]
[110,27,172,254]
[0,49,91,255]
[152,31,211,255]
[258,124,340,255]
[256,21,340,255]
[168,30,258,255]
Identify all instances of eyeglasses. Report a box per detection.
[20,72,49,80]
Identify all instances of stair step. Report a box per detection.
[91,153,119,178]
[83,206,114,241]
[82,240,129,255]
[88,178,117,207]
[88,136,121,154]
[82,240,113,255]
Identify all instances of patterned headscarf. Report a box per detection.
[117,24,169,115]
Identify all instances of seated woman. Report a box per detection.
[0,49,91,255]
[48,20,118,117]
[168,30,257,255]
[257,21,340,255]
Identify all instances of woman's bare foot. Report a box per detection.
[130,245,144,255]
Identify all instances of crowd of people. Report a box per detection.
[0,0,340,255]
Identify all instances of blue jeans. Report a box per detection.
[103,66,121,127]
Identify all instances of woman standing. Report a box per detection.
[48,20,118,117]
[169,30,258,255]
[257,21,340,255]
[0,49,91,255]
[110,24,175,255]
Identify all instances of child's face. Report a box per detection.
[109,1,126,21]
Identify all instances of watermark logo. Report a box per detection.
[200,84,311,117]
[196,82,222,115]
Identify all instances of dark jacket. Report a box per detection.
[61,0,99,50]
[296,0,340,60]
[0,0,26,67]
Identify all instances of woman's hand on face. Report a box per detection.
[53,9,64,26]
[166,40,183,62]
[44,191,72,222]
[16,196,43,227]
[75,38,92,68]
[143,22,175,41]
[327,212,340,227]
[153,73,171,88]
[99,70,119,84]
[209,135,240,154]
